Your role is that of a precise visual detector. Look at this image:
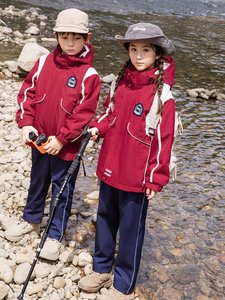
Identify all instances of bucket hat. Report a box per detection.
[53,8,89,33]
[115,22,175,55]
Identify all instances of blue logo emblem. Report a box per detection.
[133,103,143,116]
[67,76,76,88]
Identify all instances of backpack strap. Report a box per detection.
[145,83,173,136]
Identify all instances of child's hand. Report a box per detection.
[21,126,38,143]
[88,127,99,141]
[43,136,63,155]
[146,188,157,200]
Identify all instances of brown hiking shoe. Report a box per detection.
[4,220,40,242]
[78,271,112,293]
[99,287,135,300]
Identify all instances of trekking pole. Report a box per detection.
[17,129,92,300]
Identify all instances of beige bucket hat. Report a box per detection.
[53,8,89,33]
[115,22,175,55]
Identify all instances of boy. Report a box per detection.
[4,8,101,261]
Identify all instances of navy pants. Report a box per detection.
[23,148,76,241]
[93,181,149,294]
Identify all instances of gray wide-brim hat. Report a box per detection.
[115,22,175,55]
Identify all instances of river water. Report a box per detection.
[1,1,225,299]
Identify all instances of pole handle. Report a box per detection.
[67,130,92,175]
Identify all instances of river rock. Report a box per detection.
[15,246,35,264]
[77,252,93,267]
[0,281,9,300]
[80,291,97,299]
[14,262,35,284]
[17,42,49,72]
[101,73,117,83]
[3,60,18,72]
[35,262,51,278]
[25,25,40,35]
[157,287,184,300]
[49,292,61,300]
[0,259,13,283]
[26,281,45,295]
[53,276,66,289]
[59,248,75,263]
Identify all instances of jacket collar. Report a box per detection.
[123,65,157,89]
[53,43,93,69]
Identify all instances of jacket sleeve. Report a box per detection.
[56,70,101,145]
[89,92,115,136]
[16,60,40,128]
[145,99,176,192]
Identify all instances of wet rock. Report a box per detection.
[157,287,184,300]
[172,265,200,284]
[187,88,225,100]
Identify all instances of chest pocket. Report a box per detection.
[127,101,151,145]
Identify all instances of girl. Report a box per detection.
[78,22,176,299]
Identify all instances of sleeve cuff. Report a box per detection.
[145,182,163,192]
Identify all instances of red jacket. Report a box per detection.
[16,44,101,161]
[91,56,176,192]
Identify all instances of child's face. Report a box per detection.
[128,41,160,71]
[57,32,86,56]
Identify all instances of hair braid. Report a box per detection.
[155,56,164,113]
[110,59,131,103]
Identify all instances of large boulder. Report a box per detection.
[17,42,50,73]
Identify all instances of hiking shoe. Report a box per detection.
[78,271,112,293]
[99,287,135,300]
[4,220,40,242]
[39,237,61,261]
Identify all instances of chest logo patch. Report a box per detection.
[133,103,144,116]
[67,76,77,88]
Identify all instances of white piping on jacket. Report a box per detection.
[19,54,49,120]
[79,67,98,104]
[97,106,111,123]
[150,116,162,182]
[79,44,90,58]
[142,145,152,186]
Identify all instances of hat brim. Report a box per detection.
[115,34,175,56]
[53,26,89,34]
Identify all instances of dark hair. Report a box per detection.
[110,59,131,103]
[55,32,88,41]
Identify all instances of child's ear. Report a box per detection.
[53,32,57,39]
[86,32,92,43]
